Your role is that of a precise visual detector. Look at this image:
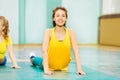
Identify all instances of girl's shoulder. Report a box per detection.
[44,28,54,37]
[67,28,74,35]
[4,36,12,44]
[67,28,77,40]
[6,36,12,40]
[44,28,53,34]
[3,36,11,41]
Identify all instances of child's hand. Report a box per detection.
[77,71,86,75]
[44,70,53,75]
[11,65,21,69]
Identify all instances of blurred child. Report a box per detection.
[0,16,20,68]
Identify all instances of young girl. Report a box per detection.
[30,6,85,75]
[0,16,20,68]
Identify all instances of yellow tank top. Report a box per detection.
[48,28,71,71]
[0,37,12,59]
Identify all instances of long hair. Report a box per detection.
[52,6,68,27]
[0,16,9,40]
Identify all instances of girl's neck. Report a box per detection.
[55,26,65,32]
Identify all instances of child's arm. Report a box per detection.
[7,44,20,68]
[42,29,53,75]
[69,29,85,75]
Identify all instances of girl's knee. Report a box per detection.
[0,57,7,65]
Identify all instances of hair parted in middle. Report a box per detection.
[52,6,68,27]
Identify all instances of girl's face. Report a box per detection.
[53,9,67,27]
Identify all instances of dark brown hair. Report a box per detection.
[0,16,9,39]
[52,6,68,27]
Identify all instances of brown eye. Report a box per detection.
[62,14,66,17]
[56,14,60,17]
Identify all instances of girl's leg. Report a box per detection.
[30,56,43,70]
[0,56,7,65]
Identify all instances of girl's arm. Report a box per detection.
[42,29,53,75]
[69,29,85,75]
[7,44,20,68]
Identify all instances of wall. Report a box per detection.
[0,0,101,44]
[0,0,19,43]
[102,0,120,14]
[25,0,46,44]
[62,0,101,44]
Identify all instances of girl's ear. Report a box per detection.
[53,18,55,21]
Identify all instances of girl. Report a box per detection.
[30,6,85,75]
[0,16,20,68]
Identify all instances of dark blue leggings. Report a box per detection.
[0,56,7,65]
[30,56,43,70]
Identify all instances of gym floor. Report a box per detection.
[0,45,120,80]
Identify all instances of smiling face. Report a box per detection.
[52,7,68,27]
[53,9,67,27]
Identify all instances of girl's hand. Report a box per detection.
[11,65,21,69]
[77,71,86,75]
[44,70,53,75]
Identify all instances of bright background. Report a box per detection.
[0,0,119,44]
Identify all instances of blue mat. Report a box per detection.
[0,62,119,80]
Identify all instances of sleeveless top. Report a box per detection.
[0,37,12,59]
[48,28,71,70]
